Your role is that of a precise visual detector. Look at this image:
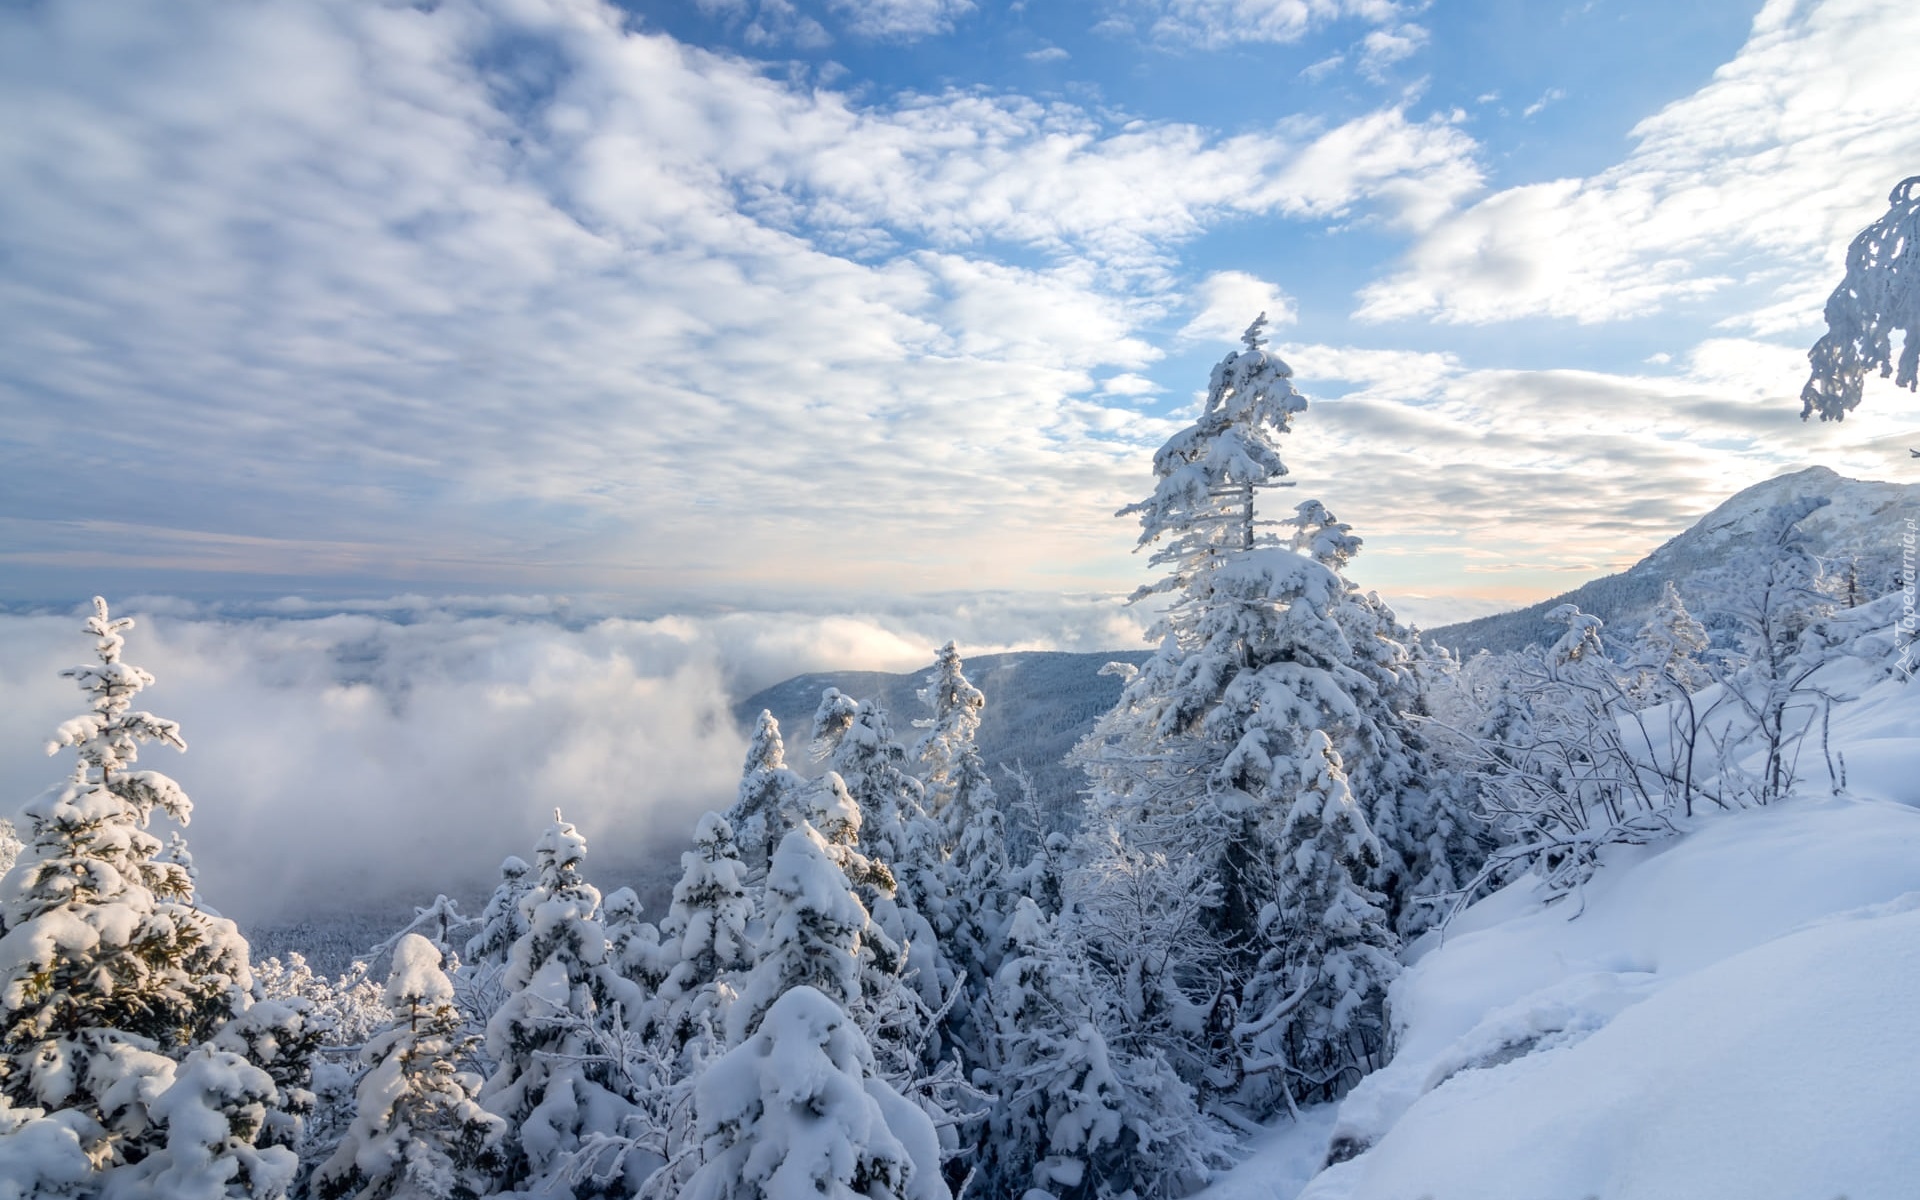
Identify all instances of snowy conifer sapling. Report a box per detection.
[480,812,646,1196]
[728,712,807,876]
[682,986,946,1200]
[658,813,752,1062]
[0,598,293,1194]
[316,934,504,1200]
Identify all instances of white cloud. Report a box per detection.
[1179,270,1299,344]
[1264,108,1482,232]
[1274,334,1920,604]
[0,594,1146,923]
[696,0,832,47]
[0,0,1482,600]
[1101,372,1160,396]
[827,0,974,39]
[1357,23,1427,81]
[1357,0,1920,326]
[1130,0,1403,48]
[1521,86,1567,119]
[1025,45,1070,62]
[1302,53,1346,81]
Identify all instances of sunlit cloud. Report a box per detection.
[0,0,1482,604]
[1357,0,1920,326]
[0,593,1149,921]
[1278,337,1920,604]
[1178,271,1299,344]
[1121,0,1404,49]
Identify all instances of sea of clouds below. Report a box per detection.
[0,592,1170,927]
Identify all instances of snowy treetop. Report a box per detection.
[385,933,455,1010]
[1121,313,1308,581]
[46,597,186,790]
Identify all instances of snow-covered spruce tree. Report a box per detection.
[730,804,962,1161]
[1073,316,1311,1019]
[798,772,896,896]
[681,986,946,1200]
[248,954,385,1183]
[977,895,1227,1200]
[813,690,927,871]
[315,935,504,1200]
[1802,175,1920,421]
[911,644,1011,1026]
[0,597,296,1195]
[102,1043,296,1200]
[811,693,954,1031]
[1238,732,1398,1109]
[1283,499,1475,930]
[728,813,884,1049]
[726,711,807,878]
[1627,581,1714,704]
[944,791,1007,975]
[464,856,533,968]
[587,885,700,1200]
[1065,825,1227,1102]
[214,993,325,1159]
[975,896,1114,1198]
[730,823,867,1045]
[602,886,673,998]
[479,812,647,1198]
[0,1087,95,1198]
[656,813,752,1066]
[1474,678,1535,772]
[1075,320,1445,1112]
[912,643,986,813]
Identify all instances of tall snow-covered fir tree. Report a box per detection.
[727,711,807,877]
[1075,313,1308,923]
[657,812,753,1065]
[464,856,533,968]
[479,812,647,1198]
[1628,581,1715,702]
[315,935,504,1200]
[813,690,927,871]
[0,598,297,1197]
[910,644,1010,1012]
[912,643,986,814]
[811,691,954,1029]
[1072,320,1444,1113]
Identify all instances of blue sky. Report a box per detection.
[2,0,1917,626]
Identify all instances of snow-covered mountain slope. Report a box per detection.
[1203,653,1920,1200]
[735,648,1150,824]
[1432,466,1920,657]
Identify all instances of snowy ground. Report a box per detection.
[1205,668,1920,1200]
